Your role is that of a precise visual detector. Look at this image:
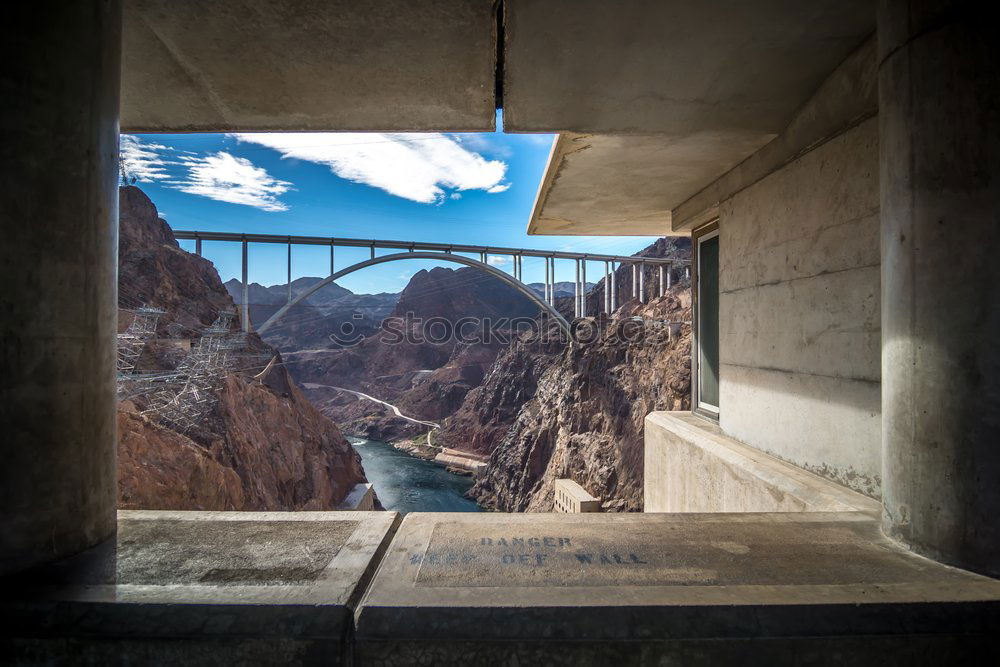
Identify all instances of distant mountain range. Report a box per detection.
[527,281,595,298]
[223,278,399,351]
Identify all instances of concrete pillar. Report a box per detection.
[545,257,552,304]
[580,260,587,317]
[879,0,1000,576]
[604,261,611,313]
[241,240,249,332]
[574,259,581,318]
[610,262,618,312]
[0,0,122,575]
[286,242,292,304]
[638,263,646,304]
[632,264,638,299]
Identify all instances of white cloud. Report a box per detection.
[487,256,511,266]
[452,133,513,159]
[449,192,462,200]
[231,132,509,204]
[171,152,292,212]
[119,135,170,182]
[486,183,511,194]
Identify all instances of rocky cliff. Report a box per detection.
[432,237,693,511]
[116,186,368,511]
[444,291,692,512]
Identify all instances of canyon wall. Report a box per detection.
[116,186,368,511]
[443,290,691,512]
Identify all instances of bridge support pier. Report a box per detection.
[603,261,611,314]
[573,260,580,317]
[241,240,249,332]
[639,262,646,304]
[286,242,292,304]
[610,262,618,312]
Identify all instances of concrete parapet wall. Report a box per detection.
[644,412,879,514]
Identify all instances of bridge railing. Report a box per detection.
[172,230,691,331]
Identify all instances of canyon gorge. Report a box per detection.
[119,185,691,513]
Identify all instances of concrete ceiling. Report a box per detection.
[120,0,875,237]
[527,131,776,236]
[507,0,874,235]
[121,0,497,132]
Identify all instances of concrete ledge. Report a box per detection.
[355,512,1000,665]
[644,411,880,514]
[0,510,400,665]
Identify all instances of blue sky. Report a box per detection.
[123,111,658,294]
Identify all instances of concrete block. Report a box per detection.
[644,412,880,513]
[122,0,497,132]
[553,479,600,513]
[720,264,881,382]
[0,510,399,665]
[355,511,1000,665]
[719,118,880,293]
[339,483,376,511]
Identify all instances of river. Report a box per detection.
[350,438,483,513]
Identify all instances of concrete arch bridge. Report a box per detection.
[172,231,689,335]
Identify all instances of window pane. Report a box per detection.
[698,235,720,408]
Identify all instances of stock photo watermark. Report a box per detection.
[329,312,674,348]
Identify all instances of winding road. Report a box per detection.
[301,382,440,431]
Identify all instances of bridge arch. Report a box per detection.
[256,251,571,335]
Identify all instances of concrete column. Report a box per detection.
[638,263,646,304]
[286,241,292,304]
[879,0,1000,576]
[580,260,587,317]
[610,262,618,312]
[632,264,638,299]
[241,240,249,332]
[604,261,611,313]
[545,257,552,304]
[574,259,581,318]
[0,0,122,575]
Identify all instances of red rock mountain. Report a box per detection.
[281,264,542,439]
[116,186,368,511]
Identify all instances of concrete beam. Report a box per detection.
[122,0,497,132]
[504,0,874,135]
[527,131,771,236]
[672,37,879,232]
[511,0,875,236]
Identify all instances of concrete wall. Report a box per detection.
[645,412,879,514]
[716,115,881,497]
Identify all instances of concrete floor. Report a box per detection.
[2,510,998,665]
[0,511,400,665]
